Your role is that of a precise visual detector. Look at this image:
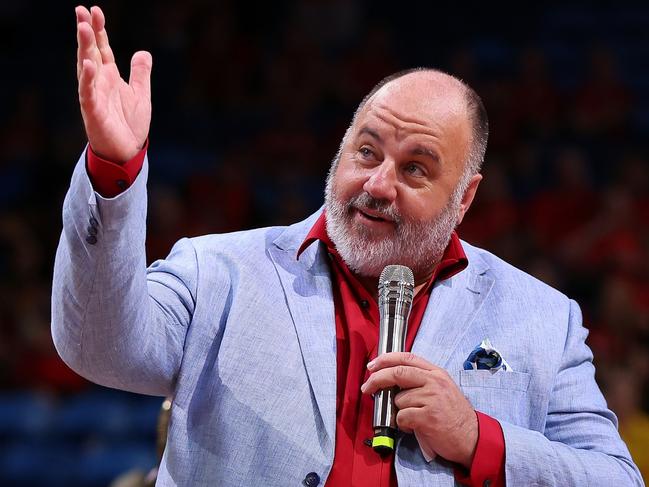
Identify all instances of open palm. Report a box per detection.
[76,6,151,163]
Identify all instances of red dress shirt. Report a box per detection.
[86,144,505,486]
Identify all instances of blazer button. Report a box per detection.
[87,225,98,236]
[303,472,320,486]
[86,235,97,245]
[89,217,99,227]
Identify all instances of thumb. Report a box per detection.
[129,50,152,99]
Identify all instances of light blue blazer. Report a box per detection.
[52,151,643,486]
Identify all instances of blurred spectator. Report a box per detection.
[571,47,632,138]
[510,47,561,139]
[525,147,598,252]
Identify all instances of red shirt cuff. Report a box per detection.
[454,411,506,487]
[86,140,148,198]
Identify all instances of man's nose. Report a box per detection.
[362,161,398,202]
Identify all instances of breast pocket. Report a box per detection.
[459,370,533,426]
[460,370,531,391]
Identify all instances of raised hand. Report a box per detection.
[76,5,152,163]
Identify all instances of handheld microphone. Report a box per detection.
[372,264,414,455]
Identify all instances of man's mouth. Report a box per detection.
[355,207,394,223]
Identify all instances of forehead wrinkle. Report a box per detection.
[374,102,434,126]
[371,104,445,141]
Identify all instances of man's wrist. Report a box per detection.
[86,139,148,197]
[458,410,480,469]
[454,411,506,487]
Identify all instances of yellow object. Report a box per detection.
[372,435,395,450]
[620,412,649,482]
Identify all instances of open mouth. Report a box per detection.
[357,208,391,223]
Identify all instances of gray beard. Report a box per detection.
[324,172,463,279]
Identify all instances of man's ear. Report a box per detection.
[456,173,482,226]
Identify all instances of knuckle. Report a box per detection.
[403,352,417,363]
[429,370,450,386]
[394,365,408,378]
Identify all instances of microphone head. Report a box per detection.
[379,265,414,287]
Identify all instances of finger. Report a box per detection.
[77,21,102,80]
[90,6,115,64]
[76,6,92,79]
[396,407,424,434]
[79,58,97,112]
[129,51,153,99]
[361,365,428,395]
[75,5,91,25]
[394,387,428,410]
[368,352,439,373]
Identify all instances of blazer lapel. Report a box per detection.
[412,250,494,369]
[268,225,337,447]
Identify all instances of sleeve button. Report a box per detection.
[86,235,97,245]
[303,472,320,486]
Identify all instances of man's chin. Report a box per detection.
[346,220,397,243]
[335,233,408,276]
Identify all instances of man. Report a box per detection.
[52,5,643,486]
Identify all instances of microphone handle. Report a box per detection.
[372,281,413,454]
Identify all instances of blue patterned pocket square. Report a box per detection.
[463,338,512,373]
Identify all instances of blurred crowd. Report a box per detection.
[0,0,647,484]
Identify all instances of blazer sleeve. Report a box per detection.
[500,299,644,486]
[51,147,198,397]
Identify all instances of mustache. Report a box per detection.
[347,193,401,223]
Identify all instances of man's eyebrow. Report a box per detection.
[412,145,439,163]
[357,126,382,142]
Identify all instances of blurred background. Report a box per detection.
[1,0,648,485]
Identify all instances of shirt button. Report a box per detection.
[483,480,492,487]
[360,300,369,308]
[87,225,98,236]
[364,438,372,447]
[303,472,320,486]
[86,235,97,245]
[116,179,128,190]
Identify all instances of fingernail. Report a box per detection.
[367,359,376,370]
[360,383,367,393]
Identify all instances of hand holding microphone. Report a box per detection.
[362,265,479,468]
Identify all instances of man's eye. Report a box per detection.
[404,163,425,177]
[359,147,374,158]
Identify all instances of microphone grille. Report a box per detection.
[379,265,414,285]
